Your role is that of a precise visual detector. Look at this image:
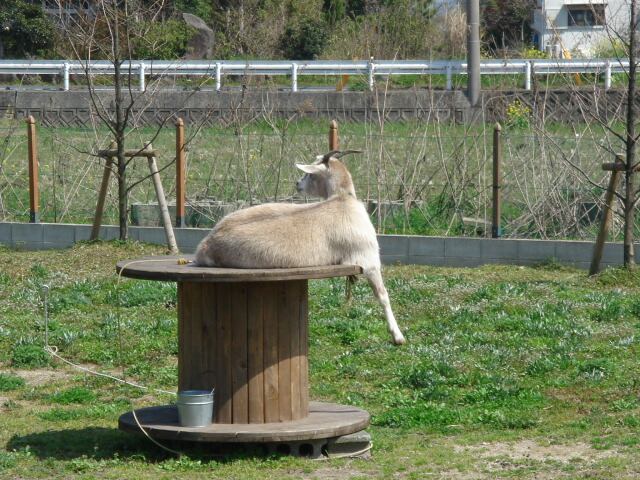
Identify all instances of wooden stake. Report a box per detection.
[176,118,186,228]
[589,155,624,275]
[329,120,338,150]
[90,141,116,240]
[147,143,179,254]
[492,122,502,238]
[26,116,39,223]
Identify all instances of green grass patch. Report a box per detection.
[1,242,640,478]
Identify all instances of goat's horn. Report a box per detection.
[320,150,342,163]
[321,150,363,162]
[333,150,363,159]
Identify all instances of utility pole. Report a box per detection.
[466,0,481,107]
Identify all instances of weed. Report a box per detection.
[506,100,532,130]
[0,373,25,391]
[0,451,17,472]
[50,386,97,405]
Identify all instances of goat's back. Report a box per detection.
[194,195,378,269]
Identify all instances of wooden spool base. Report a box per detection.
[118,401,370,444]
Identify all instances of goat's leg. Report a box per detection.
[363,267,406,345]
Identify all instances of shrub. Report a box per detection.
[133,20,196,60]
[11,344,50,368]
[0,0,55,58]
[282,18,328,60]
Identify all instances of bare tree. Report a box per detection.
[52,0,193,240]
[527,0,640,268]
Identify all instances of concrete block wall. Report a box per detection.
[377,235,630,270]
[0,221,632,270]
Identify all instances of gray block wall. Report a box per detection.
[0,221,633,270]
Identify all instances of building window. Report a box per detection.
[568,5,605,26]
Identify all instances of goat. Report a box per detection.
[194,150,406,345]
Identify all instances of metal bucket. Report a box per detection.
[177,390,214,427]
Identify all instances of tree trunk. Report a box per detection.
[624,0,637,267]
[114,0,129,241]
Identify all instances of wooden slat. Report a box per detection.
[201,283,217,392]
[263,282,280,422]
[278,282,293,422]
[247,282,265,423]
[178,282,196,391]
[300,281,309,416]
[191,282,204,389]
[231,284,249,423]
[216,283,233,423]
[97,148,158,158]
[290,280,303,420]
[177,282,186,391]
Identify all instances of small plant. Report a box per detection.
[11,344,50,368]
[0,373,26,391]
[50,386,97,405]
[521,46,548,59]
[0,450,17,472]
[506,100,532,130]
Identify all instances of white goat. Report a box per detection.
[194,150,406,345]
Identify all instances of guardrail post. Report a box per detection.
[368,61,375,91]
[63,62,70,91]
[176,118,186,228]
[292,63,298,92]
[605,60,611,90]
[329,120,338,150]
[446,64,453,90]
[215,62,222,91]
[139,61,146,92]
[26,116,40,223]
[525,61,532,90]
[492,122,502,238]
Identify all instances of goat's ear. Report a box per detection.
[296,163,328,174]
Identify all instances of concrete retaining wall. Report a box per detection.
[0,88,630,127]
[0,221,632,270]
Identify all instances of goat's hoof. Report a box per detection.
[392,334,406,345]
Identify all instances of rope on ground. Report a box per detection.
[42,257,191,456]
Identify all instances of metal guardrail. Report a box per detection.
[0,58,630,92]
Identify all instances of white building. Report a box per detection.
[531,0,630,58]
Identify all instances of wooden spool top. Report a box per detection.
[116,255,363,283]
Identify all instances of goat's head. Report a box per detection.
[296,150,362,199]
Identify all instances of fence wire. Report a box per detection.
[0,120,628,240]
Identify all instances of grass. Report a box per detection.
[1,240,640,478]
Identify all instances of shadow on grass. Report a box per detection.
[7,427,171,461]
[7,428,280,462]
